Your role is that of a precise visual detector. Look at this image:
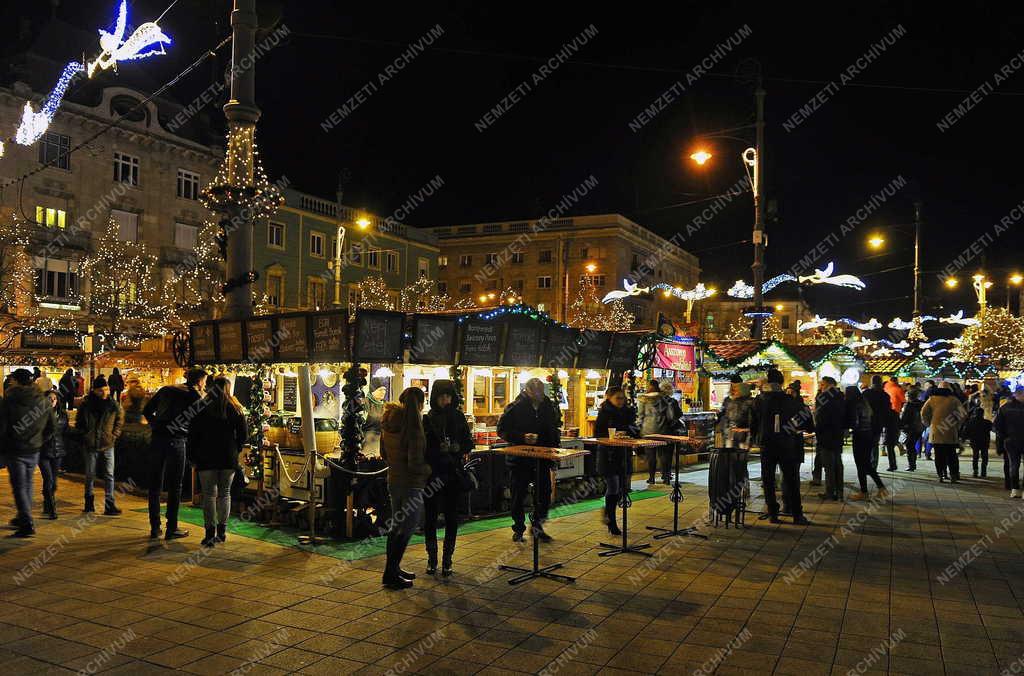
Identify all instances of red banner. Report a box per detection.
[654,343,695,371]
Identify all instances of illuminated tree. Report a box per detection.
[399,276,451,312]
[724,314,783,341]
[569,277,635,331]
[352,275,395,315]
[0,217,39,346]
[799,323,846,345]
[954,307,1024,368]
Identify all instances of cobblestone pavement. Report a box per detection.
[0,450,1022,675]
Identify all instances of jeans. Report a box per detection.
[39,456,61,506]
[761,451,802,518]
[645,446,671,482]
[817,444,844,500]
[148,436,187,531]
[934,443,960,480]
[811,449,823,483]
[8,453,39,527]
[853,431,885,493]
[510,460,553,534]
[971,440,989,475]
[199,469,234,527]
[905,433,920,470]
[885,438,898,471]
[1004,441,1022,490]
[424,479,460,564]
[83,448,116,508]
[385,488,425,578]
[869,429,881,471]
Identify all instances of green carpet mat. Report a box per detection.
[140,489,666,561]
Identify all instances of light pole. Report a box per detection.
[864,200,925,338]
[332,215,370,307]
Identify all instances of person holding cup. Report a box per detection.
[594,387,638,536]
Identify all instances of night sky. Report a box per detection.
[8,1,1024,321]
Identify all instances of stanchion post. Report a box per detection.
[297,365,324,545]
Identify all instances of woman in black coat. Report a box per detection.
[423,380,474,576]
[593,387,637,535]
[187,377,247,547]
[40,390,68,519]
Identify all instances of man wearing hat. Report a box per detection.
[75,375,124,515]
[1,368,57,537]
[753,368,814,524]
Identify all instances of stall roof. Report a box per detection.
[864,356,934,377]
[778,343,860,370]
[702,340,767,366]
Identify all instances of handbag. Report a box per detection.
[454,457,481,493]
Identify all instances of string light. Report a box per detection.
[570,276,634,331]
[954,307,1024,368]
[87,0,173,77]
[723,314,783,341]
[15,61,85,146]
[201,127,284,223]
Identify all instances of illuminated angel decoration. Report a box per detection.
[797,262,867,290]
[797,315,833,333]
[601,279,649,303]
[14,61,85,146]
[87,0,173,78]
[938,310,979,326]
[837,317,882,331]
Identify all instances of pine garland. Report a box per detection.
[340,364,367,468]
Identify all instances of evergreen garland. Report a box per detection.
[341,363,367,468]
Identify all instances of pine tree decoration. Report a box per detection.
[340,364,367,468]
[399,276,451,312]
[724,314,783,341]
[954,306,1024,368]
[351,275,394,315]
[569,276,635,331]
[244,368,271,483]
[799,323,846,345]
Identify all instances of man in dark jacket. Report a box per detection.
[813,377,846,500]
[900,386,925,472]
[143,368,207,539]
[863,376,892,471]
[994,388,1024,497]
[2,369,57,536]
[497,378,561,542]
[754,369,813,524]
[76,375,125,515]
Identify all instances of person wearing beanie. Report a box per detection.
[753,368,813,524]
[2,369,57,536]
[75,375,124,515]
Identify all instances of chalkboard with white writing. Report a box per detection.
[410,316,457,364]
[576,330,612,369]
[310,310,350,361]
[502,319,541,366]
[190,323,216,365]
[217,321,244,363]
[459,319,504,366]
[245,318,276,363]
[542,325,579,368]
[276,314,311,362]
[353,310,404,363]
[282,376,298,412]
[608,333,642,371]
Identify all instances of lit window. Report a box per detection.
[438,255,448,269]
[113,152,140,185]
[310,232,325,258]
[267,274,283,307]
[176,169,200,200]
[39,133,71,170]
[110,209,138,241]
[35,206,67,229]
[174,223,198,249]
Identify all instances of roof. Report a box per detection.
[702,340,767,366]
[778,343,852,369]
[865,357,912,374]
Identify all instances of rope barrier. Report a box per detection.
[272,445,312,485]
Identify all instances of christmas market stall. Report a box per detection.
[862,356,935,384]
[699,339,770,409]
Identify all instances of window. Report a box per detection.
[580,246,589,258]
[110,209,138,241]
[266,222,284,249]
[511,251,524,264]
[174,223,198,249]
[705,313,715,330]
[384,251,399,273]
[458,281,471,294]
[267,274,283,307]
[437,281,448,295]
[176,169,200,200]
[34,258,79,302]
[538,250,553,263]
[438,255,448,269]
[118,282,138,308]
[417,257,429,278]
[631,253,641,269]
[485,253,498,266]
[581,274,606,287]
[35,206,66,229]
[537,276,552,289]
[348,243,362,266]
[537,303,546,312]
[113,151,139,186]
[308,278,326,309]
[367,250,380,269]
[309,231,325,258]
[459,254,472,268]
[512,279,524,292]
[348,288,363,309]
[39,133,70,170]
[780,314,791,329]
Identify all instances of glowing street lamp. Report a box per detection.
[867,234,885,249]
[356,217,371,230]
[584,262,597,274]
[944,277,959,289]
[689,149,712,165]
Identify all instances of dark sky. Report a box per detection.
[10,0,1024,321]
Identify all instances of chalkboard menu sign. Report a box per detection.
[576,330,612,369]
[190,323,216,364]
[459,319,504,365]
[542,325,579,368]
[276,314,310,362]
[410,316,457,364]
[217,321,244,363]
[282,376,298,412]
[502,319,541,367]
[245,318,276,363]
[310,310,349,361]
[608,333,642,371]
[353,310,404,363]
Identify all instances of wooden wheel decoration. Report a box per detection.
[172,332,191,367]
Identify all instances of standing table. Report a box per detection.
[474,445,589,586]
[642,434,709,540]
[588,437,668,557]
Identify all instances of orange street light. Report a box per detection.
[689,149,712,165]
[1011,274,1023,285]
[868,234,885,249]
[584,262,597,273]
[356,217,371,230]
[944,277,959,289]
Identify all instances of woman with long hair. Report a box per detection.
[846,386,887,500]
[594,386,638,535]
[187,377,247,546]
[380,387,431,589]
[423,380,474,576]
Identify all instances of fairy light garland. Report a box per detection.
[570,276,634,331]
[201,128,283,222]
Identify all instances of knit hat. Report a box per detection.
[92,375,108,390]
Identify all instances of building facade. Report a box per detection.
[256,188,440,312]
[429,213,701,327]
[700,296,814,343]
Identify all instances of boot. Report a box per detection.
[605,496,621,536]
[441,537,455,577]
[201,526,217,547]
[43,496,57,520]
[215,524,227,543]
[425,540,438,574]
[82,495,95,513]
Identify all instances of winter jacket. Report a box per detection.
[995,399,1024,452]
[718,393,756,444]
[753,386,812,460]
[863,385,892,434]
[921,387,967,445]
[1,384,56,456]
[143,384,203,438]
[962,408,992,449]
[813,387,846,450]
[845,392,874,435]
[593,400,638,475]
[424,405,474,481]
[75,394,124,452]
[900,398,925,438]
[43,406,69,459]
[380,402,431,497]
[187,400,248,471]
[636,392,680,436]
[497,393,561,468]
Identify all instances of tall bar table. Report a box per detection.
[474,445,589,585]
[642,434,709,540]
[587,437,668,557]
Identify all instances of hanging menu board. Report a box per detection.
[608,333,642,372]
[276,314,310,362]
[282,376,298,412]
[502,319,542,367]
[217,321,244,363]
[576,330,612,369]
[353,310,404,363]
[410,316,457,364]
[245,318,276,363]
[190,323,216,365]
[310,310,349,361]
[459,319,504,366]
[542,325,580,368]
